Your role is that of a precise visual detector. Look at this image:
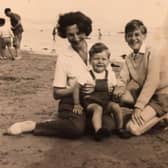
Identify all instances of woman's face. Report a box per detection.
[66,24,86,48]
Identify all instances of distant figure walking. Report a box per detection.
[98,28,102,40]
[52,26,57,41]
[4,8,24,59]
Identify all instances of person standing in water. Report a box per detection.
[4,8,24,59]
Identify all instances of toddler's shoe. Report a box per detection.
[116,128,132,139]
[94,128,111,141]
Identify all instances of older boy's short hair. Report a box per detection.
[125,19,147,35]
[4,8,11,14]
[89,42,111,59]
[57,11,92,38]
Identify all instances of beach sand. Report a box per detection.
[0,51,168,168]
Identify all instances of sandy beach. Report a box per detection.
[0,51,168,168]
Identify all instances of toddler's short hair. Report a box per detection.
[89,42,110,59]
[125,19,147,35]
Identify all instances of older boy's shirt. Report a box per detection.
[117,44,148,89]
[135,44,168,110]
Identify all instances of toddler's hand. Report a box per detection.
[73,104,83,115]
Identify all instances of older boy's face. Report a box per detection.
[90,50,109,73]
[125,29,146,53]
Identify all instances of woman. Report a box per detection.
[6,11,116,139]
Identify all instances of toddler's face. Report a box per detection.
[125,29,146,53]
[90,50,109,73]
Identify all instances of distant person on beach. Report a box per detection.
[0,18,14,60]
[6,11,117,138]
[4,8,24,59]
[81,42,117,141]
[113,19,168,136]
[52,26,57,41]
[98,28,102,40]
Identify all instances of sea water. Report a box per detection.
[21,26,167,60]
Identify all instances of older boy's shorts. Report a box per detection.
[149,94,168,117]
[0,37,12,49]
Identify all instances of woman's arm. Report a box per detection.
[53,85,75,100]
[53,77,79,100]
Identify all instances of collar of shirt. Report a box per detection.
[67,42,90,65]
[131,43,146,60]
[138,43,146,54]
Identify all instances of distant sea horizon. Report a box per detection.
[21,25,167,59]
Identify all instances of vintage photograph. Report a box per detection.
[0,0,168,168]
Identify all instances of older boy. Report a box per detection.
[113,19,168,136]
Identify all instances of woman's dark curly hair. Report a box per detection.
[57,11,92,38]
[125,19,147,35]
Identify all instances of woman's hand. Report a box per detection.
[132,108,144,127]
[81,83,95,94]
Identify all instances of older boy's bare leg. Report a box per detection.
[126,105,161,135]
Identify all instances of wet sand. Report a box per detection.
[0,51,168,168]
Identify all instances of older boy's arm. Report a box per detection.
[135,51,160,110]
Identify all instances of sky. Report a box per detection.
[0,0,168,32]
